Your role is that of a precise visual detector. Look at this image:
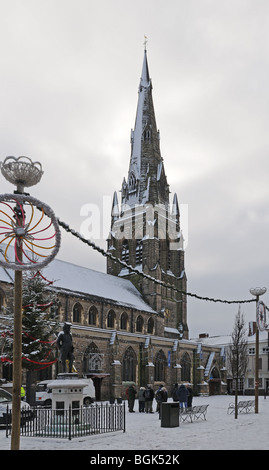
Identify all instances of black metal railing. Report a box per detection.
[5,402,126,440]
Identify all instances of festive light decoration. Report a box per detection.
[0,156,58,451]
[0,193,61,270]
[58,219,258,307]
[1,330,56,344]
[0,156,43,189]
[1,328,57,371]
[0,354,58,370]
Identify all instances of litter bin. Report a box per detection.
[160,402,179,428]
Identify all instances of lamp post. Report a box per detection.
[0,157,60,450]
[1,157,43,449]
[249,287,267,414]
[1,156,43,450]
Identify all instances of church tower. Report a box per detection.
[107,48,188,338]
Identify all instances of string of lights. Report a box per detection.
[57,218,257,307]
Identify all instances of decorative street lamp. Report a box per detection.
[0,156,61,450]
[249,287,267,413]
[0,156,43,192]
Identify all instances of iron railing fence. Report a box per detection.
[4,402,126,440]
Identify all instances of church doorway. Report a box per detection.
[92,376,102,401]
[209,367,221,395]
[86,374,110,401]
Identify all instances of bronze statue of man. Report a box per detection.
[56,322,74,373]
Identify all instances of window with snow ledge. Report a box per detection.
[147,317,154,334]
[181,352,191,382]
[88,305,98,326]
[135,240,143,265]
[154,350,166,382]
[121,240,129,264]
[136,315,144,333]
[122,346,137,382]
[73,302,82,323]
[107,309,116,328]
[120,312,128,330]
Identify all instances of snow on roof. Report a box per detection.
[190,335,232,347]
[191,330,269,346]
[0,254,156,314]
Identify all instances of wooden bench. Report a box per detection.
[180,404,209,423]
[227,400,255,414]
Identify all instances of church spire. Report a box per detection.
[107,47,187,337]
[121,49,169,209]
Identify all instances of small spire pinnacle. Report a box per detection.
[143,35,148,51]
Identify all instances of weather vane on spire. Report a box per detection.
[143,35,148,50]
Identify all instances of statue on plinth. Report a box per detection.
[56,322,74,373]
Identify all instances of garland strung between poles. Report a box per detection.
[56,218,257,306]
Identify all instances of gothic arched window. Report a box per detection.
[181,352,191,382]
[143,129,151,142]
[136,315,144,333]
[107,309,116,328]
[83,342,103,374]
[121,240,129,264]
[120,312,128,330]
[122,346,137,382]
[88,305,98,325]
[135,240,143,265]
[154,350,167,382]
[73,302,82,323]
[147,317,154,334]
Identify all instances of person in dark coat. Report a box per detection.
[161,387,168,402]
[157,386,168,415]
[172,383,179,402]
[187,385,193,408]
[144,385,154,413]
[127,384,137,412]
[155,385,163,413]
[176,384,189,409]
[138,387,146,412]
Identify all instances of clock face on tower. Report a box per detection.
[257,301,267,332]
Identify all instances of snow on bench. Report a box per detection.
[227,400,255,414]
[179,404,209,423]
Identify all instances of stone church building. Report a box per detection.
[0,49,227,400]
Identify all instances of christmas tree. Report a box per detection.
[0,271,60,404]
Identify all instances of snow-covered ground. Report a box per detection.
[0,395,268,451]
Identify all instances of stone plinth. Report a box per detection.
[49,373,88,410]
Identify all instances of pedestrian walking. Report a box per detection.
[138,387,146,412]
[155,384,163,413]
[172,383,179,402]
[144,385,154,413]
[176,384,189,409]
[126,384,137,412]
[157,386,168,416]
[161,387,168,402]
[187,384,193,408]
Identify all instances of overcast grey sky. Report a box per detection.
[1,0,269,337]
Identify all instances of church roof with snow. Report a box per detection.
[0,256,156,314]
